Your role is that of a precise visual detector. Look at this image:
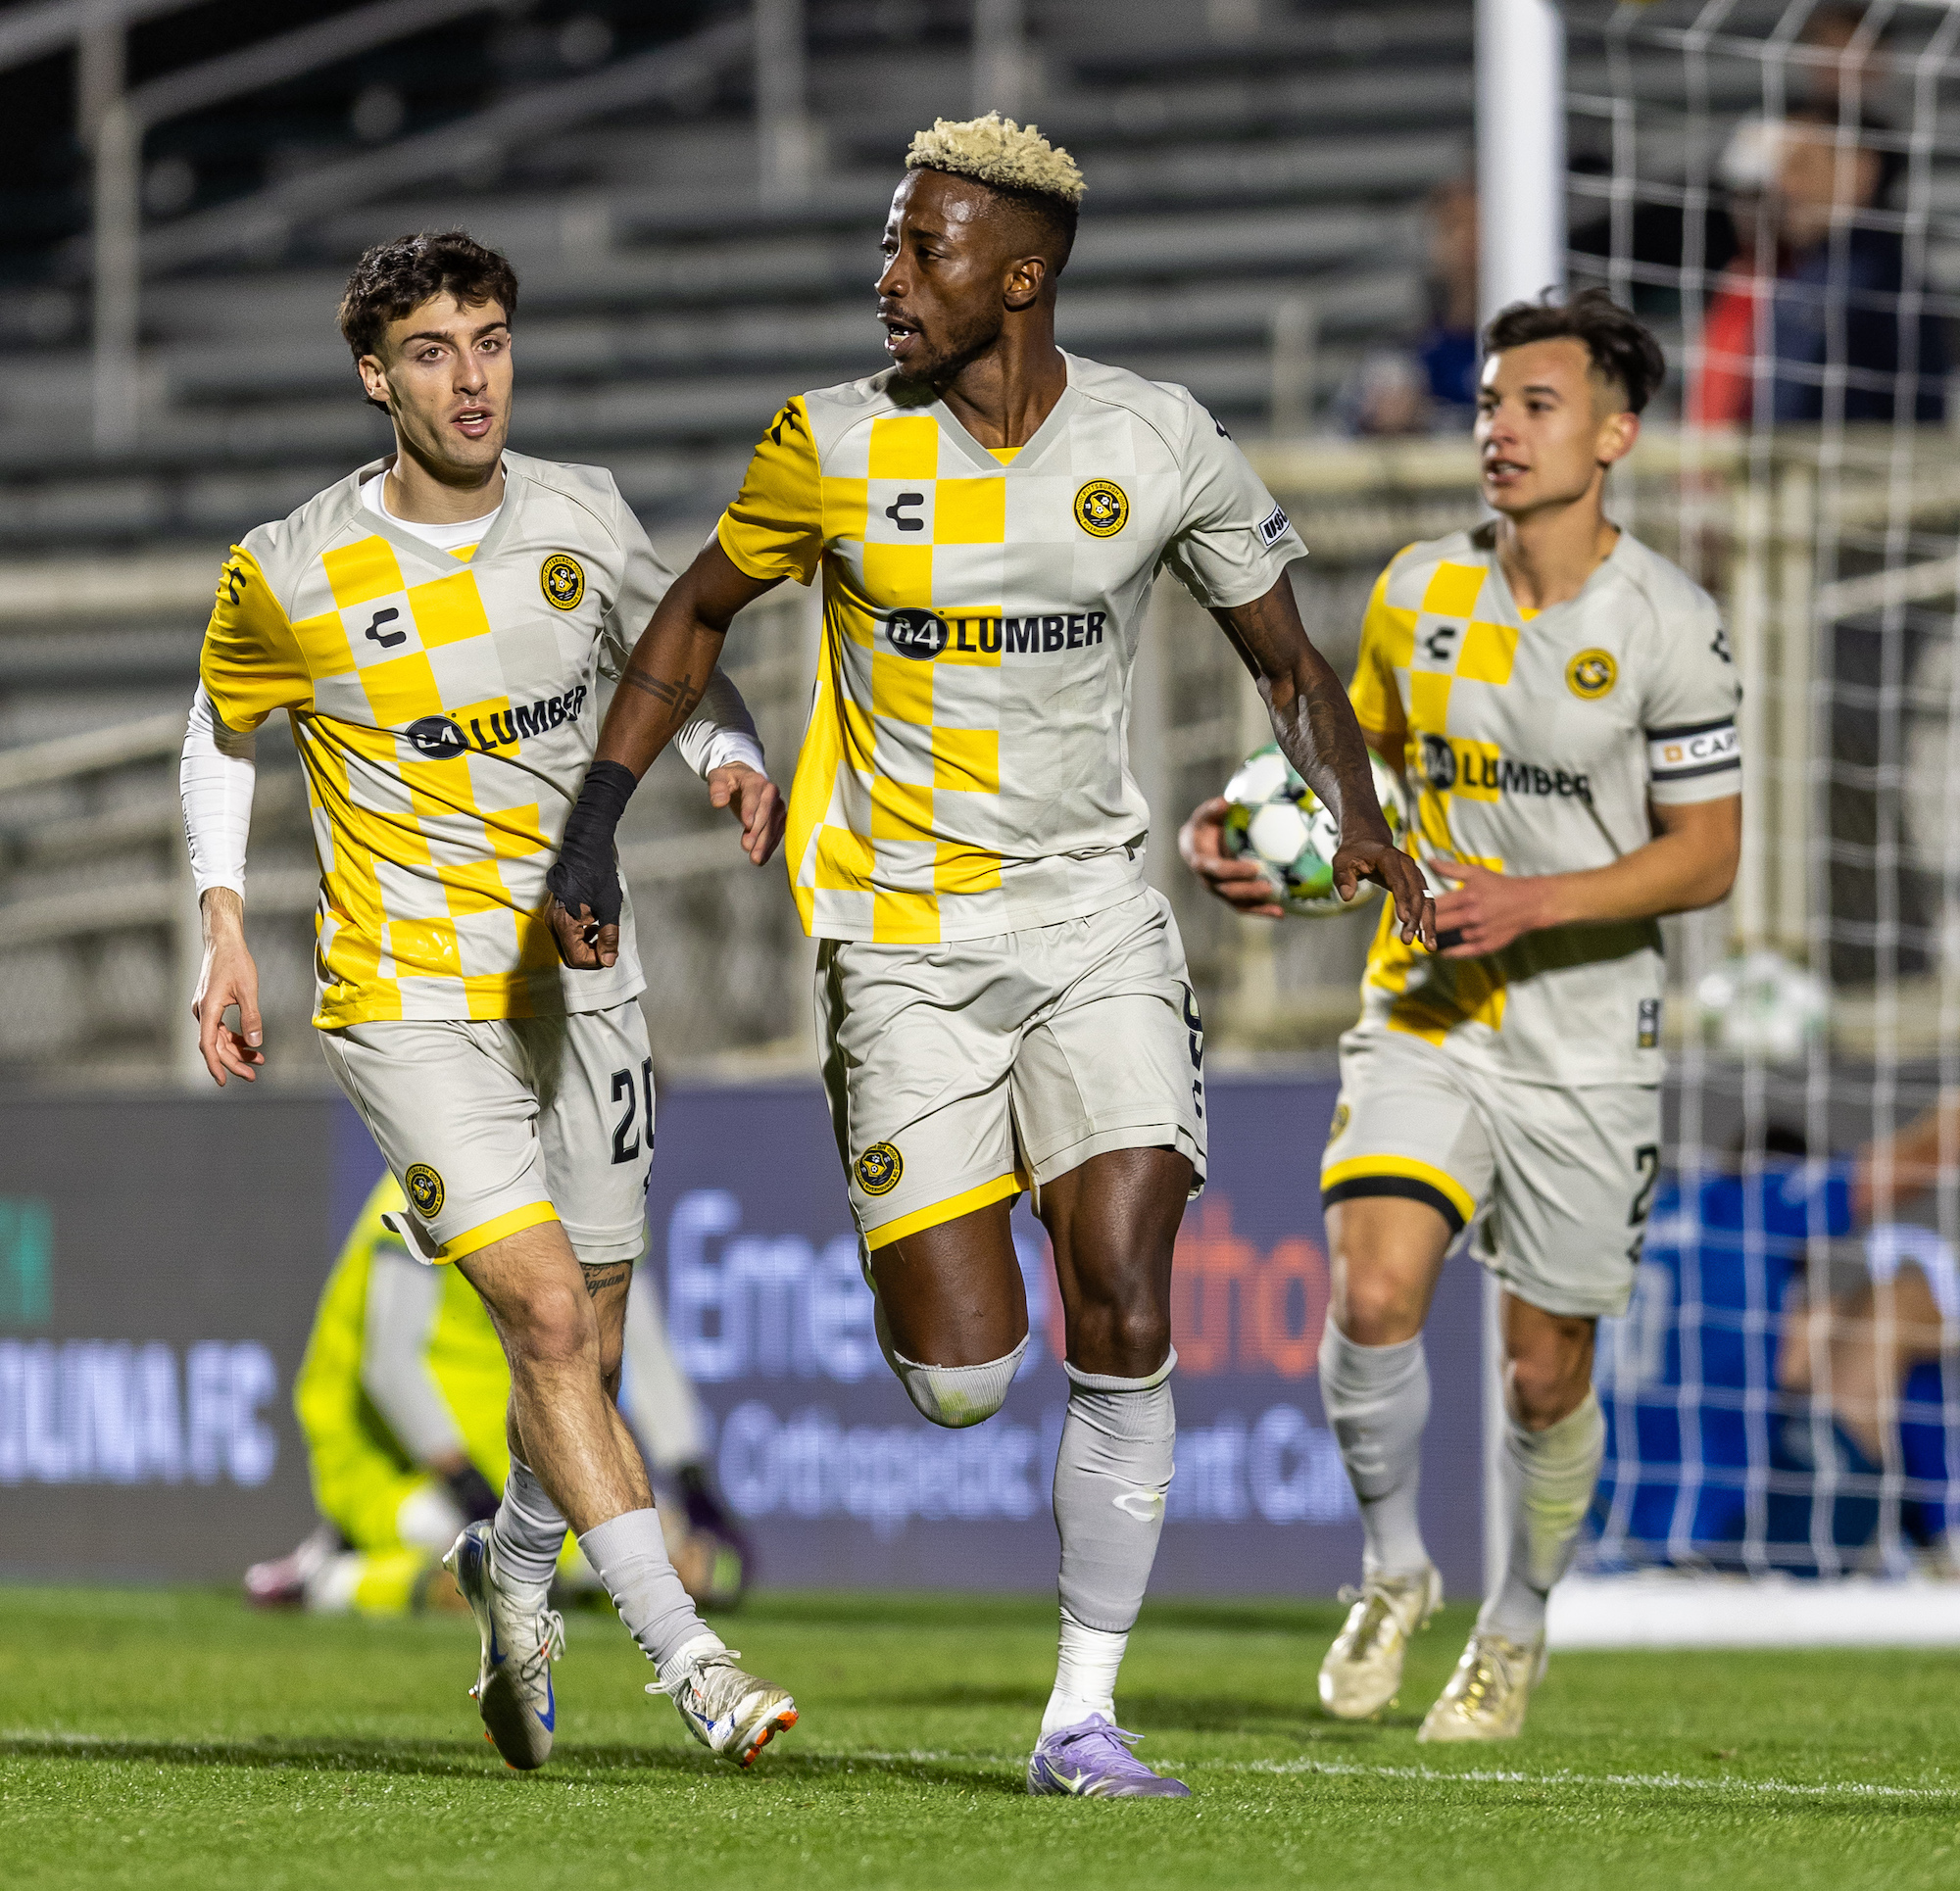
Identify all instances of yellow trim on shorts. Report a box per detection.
[1320,1155,1477,1229]
[864,1172,1023,1251]
[441,1200,560,1263]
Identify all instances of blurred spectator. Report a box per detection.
[1337,175,1479,436]
[1692,101,1944,426]
[1416,175,1481,416]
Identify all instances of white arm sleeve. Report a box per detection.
[179,683,257,898]
[671,664,765,780]
[362,1242,468,1466]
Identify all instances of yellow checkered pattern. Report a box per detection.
[1350,549,1517,1043]
[202,532,559,1026]
[721,402,1011,944]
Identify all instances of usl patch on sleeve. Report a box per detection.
[1258,503,1292,548]
[1645,718,1740,782]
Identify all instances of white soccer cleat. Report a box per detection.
[1318,1564,1442,1721]
[444,1521,565,1770]
[653,1643,798,1768]
[1417,1628,1546,1743]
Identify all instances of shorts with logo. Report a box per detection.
[817,888,1207,1249]
[319,1001,655,1267]
[1321,1029,1661,1320]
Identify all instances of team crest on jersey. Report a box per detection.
[540,554,585,610]
[1074,480,1129,538]
[1328,1101,1350,1140]
[1567,649,1618,700]
[405,1164,445,1220]
[856,1142,903,1196]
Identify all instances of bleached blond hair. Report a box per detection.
[905,112,1086,205]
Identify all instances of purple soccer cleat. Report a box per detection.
[1025,1716,1192,1799]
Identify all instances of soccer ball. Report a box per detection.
[1219,744,1406,918]
[1693,948,1828,1061]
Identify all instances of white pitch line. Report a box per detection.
[847,1749,1960,1802]
[13,1732,1956,1803]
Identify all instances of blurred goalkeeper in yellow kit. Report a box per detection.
[246,1174,751,1618]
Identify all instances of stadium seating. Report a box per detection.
[0,0,1474,552]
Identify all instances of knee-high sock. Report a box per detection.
[578,1509,722,1675]
[1044,1354,1176,1735]
[1480,1391,1604,1642]
[491,1457,567,1609]
[1318,1320,1431,1578]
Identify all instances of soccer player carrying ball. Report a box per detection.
[545,114,1432,1796]
[1184,290,1741,1739]
[181,231,799,1770]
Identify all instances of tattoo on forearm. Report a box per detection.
[622,669,705,719]
[580,1260,635,1299]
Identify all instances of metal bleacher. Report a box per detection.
[0,0,1478,1088]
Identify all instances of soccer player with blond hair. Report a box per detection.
[181,229,799,1770]
[1184,288,1742,1739]
[543,114,1433,1797]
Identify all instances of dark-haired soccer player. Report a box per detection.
[543,113,1433,1798]
[1184,288,1742,1738]
[180,229,801,1770]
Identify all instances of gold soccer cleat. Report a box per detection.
[1318,1565,1442,1721]
[1416,1628,1546,1743]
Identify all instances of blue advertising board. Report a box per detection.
[4,1077,1486,1594]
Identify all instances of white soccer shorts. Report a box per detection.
[320,1001,656,1267]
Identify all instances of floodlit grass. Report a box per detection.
[4,1585,1960,1889]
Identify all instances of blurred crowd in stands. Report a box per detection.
[1343,4,1947,437]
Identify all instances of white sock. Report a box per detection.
[1041,1609,1128,1734]
[1480,1391,1605,1642]
[579,1507,723,1674]
[1317,1321,1432,1577]
[490,1457,566,1609]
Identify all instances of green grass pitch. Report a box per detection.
[5,1585,1960,1890]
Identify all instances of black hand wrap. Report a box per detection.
[443,1463,502,1526]
[546,759,637,927]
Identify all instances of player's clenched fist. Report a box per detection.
[546,759,633,969]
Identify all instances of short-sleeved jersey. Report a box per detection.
[200,452,665,1029]
[716,353,1306,943]
[1348,524,1741,1086]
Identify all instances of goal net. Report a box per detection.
[1552,0,1960,1634]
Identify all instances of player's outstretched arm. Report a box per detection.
[1430,795,1740,960]
[1209,578,1436,948]
[548,541,782,970]
[192,888,265,1086]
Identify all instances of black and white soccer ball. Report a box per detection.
[1220,744,1408,918]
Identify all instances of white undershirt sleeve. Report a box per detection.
[179,683,257,898]
[671,664,765,780]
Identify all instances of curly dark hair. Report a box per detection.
[1482,287,1667,413]
[336,229,519,408]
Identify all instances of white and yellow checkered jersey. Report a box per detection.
[1348,524,1740,1087]
[201,452,695,1029]
[716,353,1306,943]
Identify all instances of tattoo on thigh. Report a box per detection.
[580,1260,634,1299]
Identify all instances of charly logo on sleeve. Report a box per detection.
[540,554,586,610]
[1073,480,1129,537]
